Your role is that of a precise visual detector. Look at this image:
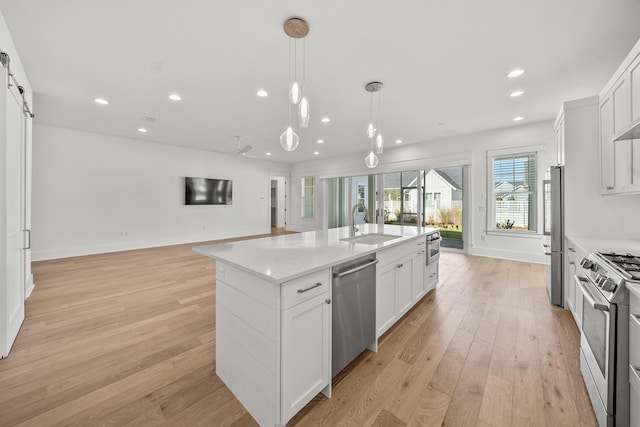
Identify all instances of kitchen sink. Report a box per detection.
[340,233,402,245]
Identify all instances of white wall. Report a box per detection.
[290,120,556,264]
[32,124,290,260]
[563,97,640,240]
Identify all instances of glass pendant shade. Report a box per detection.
[289,81,301,105]
[365,150,379,168]
[366,123,376,138]
[299,96,310,127]
[280,126,299,151]
[375,133,384,154]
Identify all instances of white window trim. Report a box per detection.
[486,145,543,234]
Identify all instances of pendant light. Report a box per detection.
[281,18,309,151]
[364,82,383,167]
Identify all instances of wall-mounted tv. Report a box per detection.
[185,177,233,205]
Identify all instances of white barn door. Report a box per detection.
[1,63,26,358]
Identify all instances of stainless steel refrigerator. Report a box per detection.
[543,165,564,307]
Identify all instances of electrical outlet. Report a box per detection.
[481,234,486,241]
[124,231,129,237]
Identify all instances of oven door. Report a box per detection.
[575,274,616,412]
[426,234,441,265]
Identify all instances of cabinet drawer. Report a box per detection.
[281,269,330,310]
[631,313,640,368]
[377,239,423,267]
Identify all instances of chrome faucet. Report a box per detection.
[351,202,368,237]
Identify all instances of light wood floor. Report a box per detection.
[0,230,596,426]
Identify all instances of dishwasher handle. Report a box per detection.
[334,259,379,278]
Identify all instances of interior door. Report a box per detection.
[1,70,26,357]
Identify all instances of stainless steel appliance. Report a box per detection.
[331,255,378,377]
[542,165,564,306]
[576,251,633,427]
[426,232,441,266]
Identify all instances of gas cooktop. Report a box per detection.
[598,252,640,281]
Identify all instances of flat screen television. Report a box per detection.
[185,177,233,205]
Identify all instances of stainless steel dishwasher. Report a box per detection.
[331,255,378,377]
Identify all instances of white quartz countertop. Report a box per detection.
[565,235,640,256]
[194,224,439,283]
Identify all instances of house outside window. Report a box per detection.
[490,152,537,232]
[301,176,315,218]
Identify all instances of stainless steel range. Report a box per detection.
[576,251,634,427]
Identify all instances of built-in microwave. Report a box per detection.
[426,232,441,265]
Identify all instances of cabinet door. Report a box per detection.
[376,263,397,337]
[600,95,615,192]
[397,256,413,315]
[424,262,438,293]
[411,250,425,300]
[281,292,330,423]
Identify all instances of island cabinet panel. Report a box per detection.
[281,291,331,423]
[215,263,280,426]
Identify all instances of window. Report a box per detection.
[301,176,315,218]
[491,152,537,232]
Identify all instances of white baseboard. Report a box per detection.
[31,228,270,261]
[469,246,548,264]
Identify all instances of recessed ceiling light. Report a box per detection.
[168,94,182,101]
[317,139,324,144]
[313,151,320,155]
[508,69,525,78]
[94,98,109,105]
[321,117,331,123]
[266,152,272,156]
[256,90,268,97]
[513,116,524,122]
[395,139,403,144]
[137,128,148,133]
[510,90,524,97]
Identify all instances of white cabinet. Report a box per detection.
[412,249,426,300]
[599,40,640,195]
[397,255,414,316]
[375,237,437,338]
[215,263,331,427]
[629,282,640,427]
[376,262,398,338]
[424,262,438,293]
[281,291,331,422]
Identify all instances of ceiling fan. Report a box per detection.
[230,136,255,158]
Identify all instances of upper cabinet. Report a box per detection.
[599,38,640,195]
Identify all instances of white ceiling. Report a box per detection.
[1,1,639,164]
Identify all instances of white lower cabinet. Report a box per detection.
[397,255,414,316]
[376,262,398,337]
[424,262,438,293]
[281,291,331,423]
[629,283,640,427]
[412,249,426,300]
[376,238,438,338]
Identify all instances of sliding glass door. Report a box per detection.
[325,167,465,251]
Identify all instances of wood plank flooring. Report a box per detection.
[0,230,597,426]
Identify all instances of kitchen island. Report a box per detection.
[194,224,439,426]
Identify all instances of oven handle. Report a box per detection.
[575,275,610,312]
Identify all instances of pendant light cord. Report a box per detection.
[378,90,382,135]
[288,38,292,125]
